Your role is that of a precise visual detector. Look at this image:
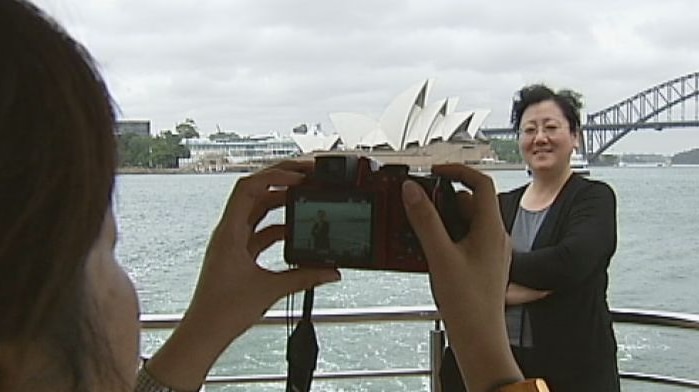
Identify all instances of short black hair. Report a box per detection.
[510,84,583,133]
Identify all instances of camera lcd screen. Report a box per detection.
[287,189,374,266]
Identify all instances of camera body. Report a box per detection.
[284,155,465,272]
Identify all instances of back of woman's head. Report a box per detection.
[0,0,118,389]
[510,84,583,132]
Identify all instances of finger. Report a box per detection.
[268,268,341,298]
[247,162,314,229]
[248,189,286,228]
[248,224,285,258]
[261,160,314,175]
[432,164,497,206]
[219,169,306,240]
[432,164,502,234]
[401,180,455,263]
[455,191,474,222]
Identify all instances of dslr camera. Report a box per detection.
[284,155,466,273]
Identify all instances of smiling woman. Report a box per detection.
[500,85,620,391]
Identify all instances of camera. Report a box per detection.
[284,155,466,272]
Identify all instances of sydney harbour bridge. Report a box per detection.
[481,71,699,163]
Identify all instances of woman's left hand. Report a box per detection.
[145,161,340,391]
[506,283,551,305]
[186,160,339,335]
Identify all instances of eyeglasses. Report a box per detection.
[518,123,568,138]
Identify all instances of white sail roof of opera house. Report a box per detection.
[466,109,491,140]
[326,112,382,150]
[289,132,342,153]
[377,79,432,150]
[327,79,491,151]
[404,98,448,147]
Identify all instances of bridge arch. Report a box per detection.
[585,72,699,161]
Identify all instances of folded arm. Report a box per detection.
[508,182,617,292]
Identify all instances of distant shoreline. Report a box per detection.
[117,164,264,175]
[117,167,187,175]
[117,162,526,175]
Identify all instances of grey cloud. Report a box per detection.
[30,0,699,152]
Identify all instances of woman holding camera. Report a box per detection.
[501,84,620,391]
[0,1,541,391]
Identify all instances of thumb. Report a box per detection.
[271,268,341,297]
[401,180,454,261]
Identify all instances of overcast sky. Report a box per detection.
[32,0,699,154]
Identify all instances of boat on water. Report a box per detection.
[570,153,590,176]
[618,161,670,168]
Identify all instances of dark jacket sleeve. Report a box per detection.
[508,180,617,291]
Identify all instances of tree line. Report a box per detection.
[117,119,199,168]
[671,148,699,164]
[489,139,522,163]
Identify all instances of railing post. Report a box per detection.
[430,319,446,392]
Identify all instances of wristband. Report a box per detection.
[135,366,176,392]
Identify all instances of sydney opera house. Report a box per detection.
[290,79,497,169]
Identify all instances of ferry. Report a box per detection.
[570,153,591,176]
[618,161,670,168]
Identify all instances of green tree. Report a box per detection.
[117,133,153,167]
[489,139,522,163]
[117,130,191,168]
[672,148,699,164]
[175,118,200,139]
[151,131,190,168]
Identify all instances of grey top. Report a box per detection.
[506,205,549,347]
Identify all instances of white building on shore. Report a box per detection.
[178,132,300,168]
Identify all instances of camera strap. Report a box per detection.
[285,288,318,392]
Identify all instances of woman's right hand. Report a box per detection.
[402,164,523,392]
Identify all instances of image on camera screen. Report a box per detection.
[289,190,374,266]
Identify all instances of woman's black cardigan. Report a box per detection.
[498,174,620,390]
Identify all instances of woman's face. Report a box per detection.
[85,208,140,390]
[518,100,579,175]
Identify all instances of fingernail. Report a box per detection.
[402,181,423,206]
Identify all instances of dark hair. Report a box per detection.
[510,84,583,133]
[0,0,119,390]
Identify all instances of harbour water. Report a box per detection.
[114,166,699,391]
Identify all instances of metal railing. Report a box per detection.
[141,306,699,390]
